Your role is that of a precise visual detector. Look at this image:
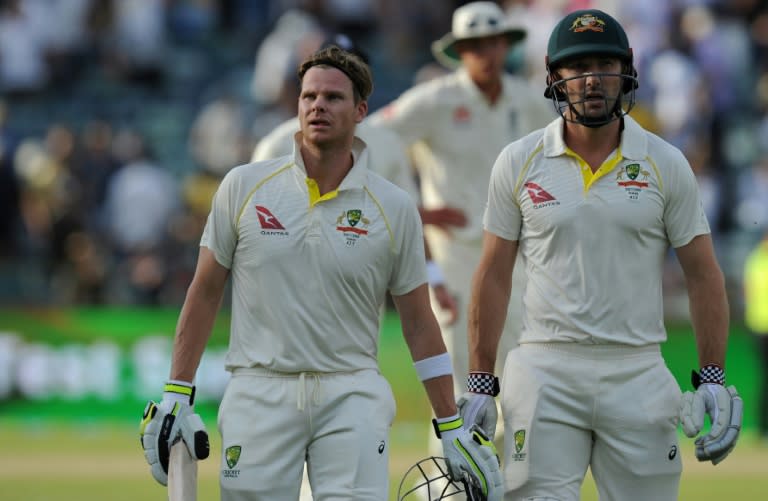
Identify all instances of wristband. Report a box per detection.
[691,364,725,388]
[414,352,453,381]
[467,371,500,396]
[163,380,196,405]
[426,260,445,287]
[432,413,462,439]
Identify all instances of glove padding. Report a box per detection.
[457,392,498,441]
[679,384,742,465]
[140,395,210,485]
[436,416,503,501]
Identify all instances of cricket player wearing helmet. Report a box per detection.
[465,8,742,500]
[140,45,501,500]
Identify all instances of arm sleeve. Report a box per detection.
[200,169,240,268]
[662,148,711,248]
[388,199,428,296]
[369,84,437,146]
[483,146,523,241]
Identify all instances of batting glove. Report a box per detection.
[139,381,210,485]
[679,365,742,465]
[457,372,500,440]
[434,415,503,501]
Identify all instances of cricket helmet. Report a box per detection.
[544,9,638,127]
[398,456,486,501]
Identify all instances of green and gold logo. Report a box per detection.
[225,446,241,469]
[625,163,640,180]
[346,209,362,227]
[514,429,526,454]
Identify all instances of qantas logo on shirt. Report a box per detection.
[453,106,471,123]
[255,205,289,235]
[524,182,560,208]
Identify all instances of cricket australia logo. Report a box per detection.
[616,163,650,201]
[223,445,241,478]
[336,209,369,247]
[511,429,527,462]
[571,14,606,32]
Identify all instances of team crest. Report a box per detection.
[616,163,650,200]
[346,209,362,227]
[225,446,241,469]
[336,209,369,246]
[571,14,606,32]
[511,429,527,461]
[625,163,640,180]
[514,429,526,453]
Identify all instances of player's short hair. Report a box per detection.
[298,46,373,103]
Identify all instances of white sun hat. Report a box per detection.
[431,1,526,69]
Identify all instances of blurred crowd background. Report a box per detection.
[0,0,766,316]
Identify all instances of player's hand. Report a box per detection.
[434,415,503,501]
[139,381,210,485]
[432,284,459,325]
[420,206,468,231]
[679,384,742,465]
[457,392,498,441]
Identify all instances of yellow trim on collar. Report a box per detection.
[567,147,623,193]
[307,178,339,207]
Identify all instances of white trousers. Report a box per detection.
[501,343,682,501]
[218,368,396,500]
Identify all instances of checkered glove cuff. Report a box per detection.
[467,372,500,396]
[691,364,725,388]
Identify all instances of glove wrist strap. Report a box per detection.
[163,380,196,405]
[432,414,462,439]
[467,371,500,396]
[691,363,725,388]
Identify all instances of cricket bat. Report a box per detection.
[168,439,197,501]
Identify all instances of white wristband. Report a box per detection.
[426,260,444,287]
[414,352,453,381]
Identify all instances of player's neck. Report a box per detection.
[473,77,502,106]
[564,120,621,172]
[300,143,354,195]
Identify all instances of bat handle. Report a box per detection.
[168,440,198,501]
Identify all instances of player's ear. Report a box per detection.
[356,99,368,123]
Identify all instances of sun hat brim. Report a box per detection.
[431,28,527,69]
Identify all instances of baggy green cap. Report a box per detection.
[547,9,631,67]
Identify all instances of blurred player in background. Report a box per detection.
[369,0,553,457]
[139,45,501,500]
[466,9,742,499]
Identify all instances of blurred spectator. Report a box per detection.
[735,152,768,233]
[0,0,51,96]
[188,93,252,177]
[102,0,167,86]
[743,230,768,441]
[102,129,180,304]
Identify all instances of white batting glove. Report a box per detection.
[458,372,500,440]
[434,415,503,501]
[139,381,210,485]
[679,366,742,465]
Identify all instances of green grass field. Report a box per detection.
[0,420,766,500]
[1,309,767,499]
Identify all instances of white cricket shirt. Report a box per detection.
[201,137,427,372]
[252,118,420,202]
[484,115,710,346]
[369,67,553,244]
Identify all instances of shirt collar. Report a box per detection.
[291,132,370,190]
[543,114,648,160]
